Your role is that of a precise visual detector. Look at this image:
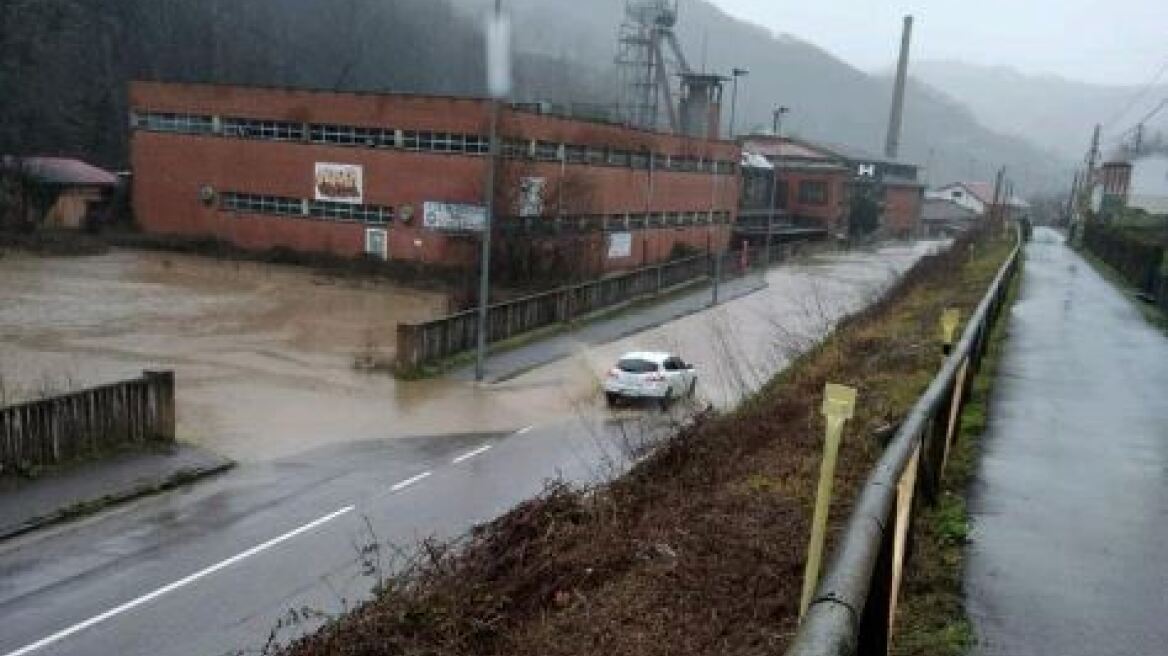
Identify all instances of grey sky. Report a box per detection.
[708,0,1167,86]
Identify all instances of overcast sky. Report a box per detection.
[707,0,1166,86]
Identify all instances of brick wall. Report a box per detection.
[883,184,923,237]
[129,82,738,272]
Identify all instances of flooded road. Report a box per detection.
[1,243,938,462]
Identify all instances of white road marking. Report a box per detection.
[3,505,355,656]
[451,444,493,464]
[515,425,534,435]
[390,471,431,491]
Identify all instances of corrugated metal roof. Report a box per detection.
[9,157,118,186]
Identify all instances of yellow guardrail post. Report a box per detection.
[941,308,960,355]
[800,382,858,619]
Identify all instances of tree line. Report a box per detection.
[0,0,607,169]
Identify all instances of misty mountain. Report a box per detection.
[912,60,1168,164]
[458,0,1071,193]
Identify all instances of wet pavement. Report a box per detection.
[965,228,1168,656]
[0,241,942,656]
[0,445,232,540]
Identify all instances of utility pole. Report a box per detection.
[1134,123,1144,155]
[884,15,914,160]
[1066,170,1080,223]
[728,68,748,138]
[475,0,508,383]
[990,166,1005,227]
[762,158,778,271]
[1087,123,1101,172]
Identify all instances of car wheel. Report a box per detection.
[606,392,619,408]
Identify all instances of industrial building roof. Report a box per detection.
[6,157,118,186]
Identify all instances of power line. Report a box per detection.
[1110,96,1168,145]
[1102,53,1168,132]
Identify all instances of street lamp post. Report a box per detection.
[728,68,748,139]
[764,106,790,271]
[773,105,790,138]
[476,0,507,383]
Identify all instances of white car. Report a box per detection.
[603,351,697,408]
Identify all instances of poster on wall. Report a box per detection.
[516,177,546,217]
[423,201,486,232]
[315,163,363,204]
[607,232,632,259]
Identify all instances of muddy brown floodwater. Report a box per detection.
[0,243,938,462]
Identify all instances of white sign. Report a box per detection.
[315,163,363,204]
[423,201,487,232]
[607,232,633,259]
[857,163,877,178]
[517,177,546,217]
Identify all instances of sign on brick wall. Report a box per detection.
[423,201,486,232]
[315,163,363,204]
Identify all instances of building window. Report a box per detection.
[564,145,588,164]
[309,124,394,147]
[501,138,531,159]
[221,192,304,216]
[309,200,393,223]
[534,141,562,161]
[798,180,829,205]
[221,117,305,141]
[131,111,214,135]
[221,192,391,224]
[606,149,631,167]
[630,152,650,169]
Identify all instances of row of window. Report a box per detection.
[497,211,733,233]
[216,190,731,233]
[131,110,736,174]
[220,192,393,224]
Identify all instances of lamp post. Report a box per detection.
[728,68,749,139]
[476,0,508,382]
[773,105,790,138]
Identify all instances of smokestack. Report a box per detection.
[884,15,913,160]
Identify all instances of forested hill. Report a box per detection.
[2,0,1068,192]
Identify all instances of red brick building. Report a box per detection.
[739,136,851,235]
[128,82,740,274]
[738,136,923,238]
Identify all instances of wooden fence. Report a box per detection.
[0,371,176,474]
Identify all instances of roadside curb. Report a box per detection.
[0,459,235,542]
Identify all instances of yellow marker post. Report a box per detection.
[800,382,858,618]
[941,308,961,355]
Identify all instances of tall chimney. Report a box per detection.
[884,15,913,160]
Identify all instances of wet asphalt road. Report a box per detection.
[0,415,669,656]
[965,228,1168,656]
[0,243,936,656]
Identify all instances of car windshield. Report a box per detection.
[617,358,659,374]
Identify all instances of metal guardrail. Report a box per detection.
[785,231,1021,656]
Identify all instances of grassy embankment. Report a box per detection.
[277,231,1014,656]
[890,247,1023,655]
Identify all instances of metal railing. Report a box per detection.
[785,231,1021,656]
